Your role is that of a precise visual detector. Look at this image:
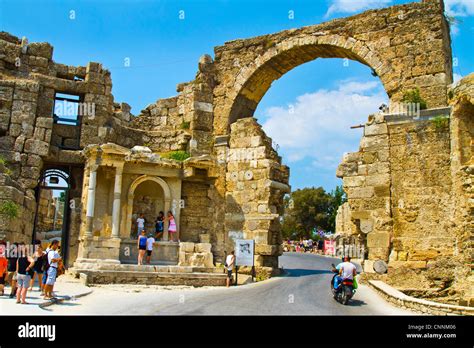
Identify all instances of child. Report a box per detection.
[137,230,147,265]
[136,214,146,238]
[166,211,178,242]
[155,212,164,240]
[146,234,155,264]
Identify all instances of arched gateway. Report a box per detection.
[212,0,452,135]
[1,0,472,300]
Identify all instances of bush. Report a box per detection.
[431,115,449,130]
[161,151,191,162]
[0,200,19,219]
[402,88,427,110]
[0,156,12,176]
[180,121,190,130]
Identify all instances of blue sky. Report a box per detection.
[1,0,473,192]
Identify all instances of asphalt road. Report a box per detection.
[153,252,411,315]
[49,252,413,315]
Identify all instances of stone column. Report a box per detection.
[111,165,123,238]
[85,165,98,237]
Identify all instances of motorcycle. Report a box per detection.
[330,263,355,305]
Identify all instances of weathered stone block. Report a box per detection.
[336,161,358,178]
[199,234,211,243]
[27,42,53,59]
[24,139,49,156]
[36,117,53,129]
[360,218,373,234]
[180,242,195,253]
[364,123,388,136]
[360,135,389,150]
[343,175,365,187]
[194,243,212,253]
[389,261,427,269]
[348,186,374,199]
[367,232,390,248]
[409,249,440,261]
[366,174,390,187]
[397,251,408,261]
[374,185,391,197]
[363,260,375,273]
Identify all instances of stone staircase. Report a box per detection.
[68,264,227,287]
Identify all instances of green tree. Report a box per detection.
[281,185,347,240]
[327,185,347,233]
[58,191,66,203]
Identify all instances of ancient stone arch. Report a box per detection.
[212,0,452,134]
[128,175,172,201]
[125,175,172,237]
[226,35,389,126]
[1,0,472,300]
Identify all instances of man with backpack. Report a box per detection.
[43,240,62,300]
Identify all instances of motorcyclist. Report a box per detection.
[333,256,356,289]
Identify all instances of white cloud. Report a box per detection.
[338,80,380,93]
[445,0,474,35]
[261,80,387,173]
[445,0,474,17]
[325,0,392,17]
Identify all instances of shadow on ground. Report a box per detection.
[283,269,334,277]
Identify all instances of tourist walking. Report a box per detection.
[29,244,46,292]
[136,214,146,238]
[225,251,235,288]
[43,240,62,300]
[16,243,35,304]
[0,242,7,296]
[155,212,164,240]
[145,234,155,264]
[137,230,147,265]
[41,244,51,296]
[166,211,178,242]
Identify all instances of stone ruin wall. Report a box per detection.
[0,32,136,256]
[336,74,474,304]
[0,32,213,259]
[447,75,474,305]
[0,27,224,264]
[224,118,289,271]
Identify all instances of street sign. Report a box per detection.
[235,239,254,266]
[324,240,336,255]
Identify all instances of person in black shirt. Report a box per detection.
[155,211,165,240]
[7,242,18,298]
[16,243,35,304]
[29,244,46,292]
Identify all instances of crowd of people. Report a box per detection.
[135,210,178,265]
[283,239,325,253]
[0,240,63,304]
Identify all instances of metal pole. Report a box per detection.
[62,189,70,268]
[235,265,238,286]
